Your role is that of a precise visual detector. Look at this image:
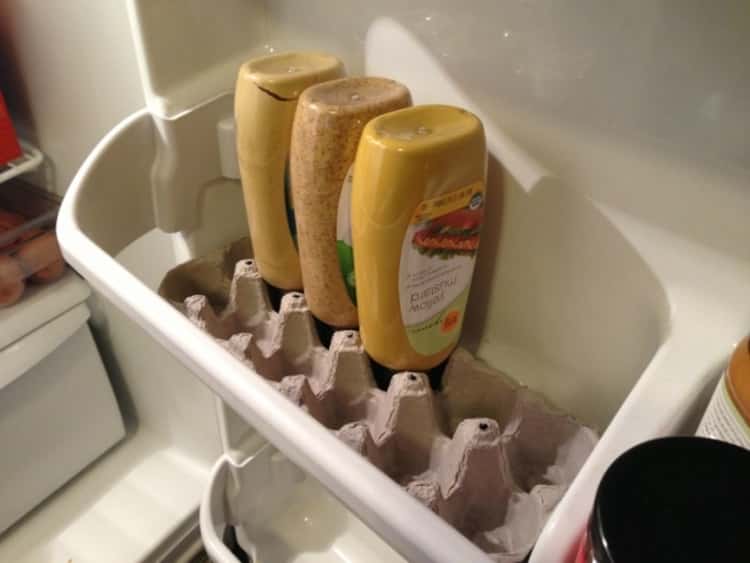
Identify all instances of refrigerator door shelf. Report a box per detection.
[59,105,502,563]
[201,443,405,563]
[58,30,750,563]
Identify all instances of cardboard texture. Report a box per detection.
[159,238,597,562]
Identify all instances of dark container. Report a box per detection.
[577,437,750,563]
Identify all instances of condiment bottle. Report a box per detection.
[697,335,750,449]
[290,77,411,328]
[575,437,750,563]
[351,105,486,371]
[235,52,344,290]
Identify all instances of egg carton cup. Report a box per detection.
[159,239,598,562]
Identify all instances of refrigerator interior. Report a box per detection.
[4,1,749,562]
[0,228,224,563]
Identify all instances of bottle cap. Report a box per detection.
[242,52,344,99]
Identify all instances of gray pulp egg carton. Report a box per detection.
[159,238,598,562]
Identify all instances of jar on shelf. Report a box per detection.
[696,336,750,449]
[575,437,750,563]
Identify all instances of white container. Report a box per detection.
[57,2,750,562]
[0,274,125,534]
[201,440,405,563]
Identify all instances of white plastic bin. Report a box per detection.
[201,441,405,563]
[57,2,750,561]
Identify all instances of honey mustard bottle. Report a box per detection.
[351,105,486,371]
[235,52,344,290]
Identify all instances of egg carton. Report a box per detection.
[159,239,598,562]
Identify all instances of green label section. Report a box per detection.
[405,286,470,356]
[337,240,356,304]
[336,165,356,304]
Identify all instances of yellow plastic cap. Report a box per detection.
[241,52,344,99]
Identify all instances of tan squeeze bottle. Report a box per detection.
[290,77,411,328]
[235,52,344,290]
[351,105,486,371]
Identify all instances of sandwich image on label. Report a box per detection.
[235,51,344,290]
[291,76,411,328]
[352,104,486,371]
[412,206,483,258]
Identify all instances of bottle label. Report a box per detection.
[399,182,484,356]
[336,165,356,303]
[697,372,750,449]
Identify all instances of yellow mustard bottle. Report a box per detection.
[351,105,486,371]
[290,77,411,328]
[235,52,344,290]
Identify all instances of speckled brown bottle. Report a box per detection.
[290,77,411,328]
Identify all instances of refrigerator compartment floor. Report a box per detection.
[0,429,209,563]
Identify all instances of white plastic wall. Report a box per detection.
[262,0,749,176]
[1,0,223,466]
[0,0,143,194]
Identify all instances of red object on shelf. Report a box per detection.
[573,529,590,563]
[0,91,22,165]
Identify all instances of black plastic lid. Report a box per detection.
[590,437,750,563]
